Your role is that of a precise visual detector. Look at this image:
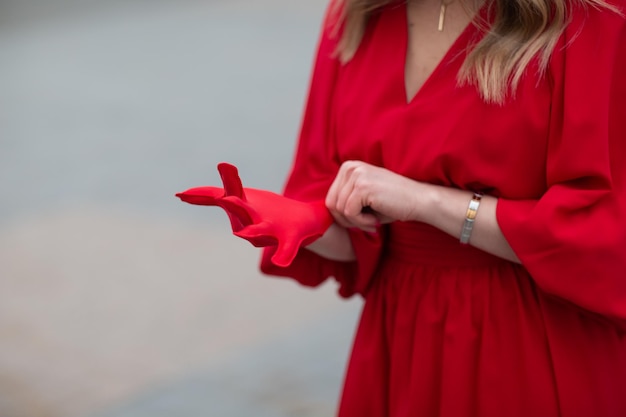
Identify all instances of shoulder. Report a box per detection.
[565,0,625,41]
[320,0,344,39]
[310,0,343,62]
[550,0,624,71]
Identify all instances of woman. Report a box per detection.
[261,0,626,415]
[178,0,626,415]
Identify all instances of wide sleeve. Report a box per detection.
[259,1,384,298]
[496,4,626,325]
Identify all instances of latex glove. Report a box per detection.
[176,163,333,267]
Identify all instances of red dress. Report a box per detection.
[261,1,626,416]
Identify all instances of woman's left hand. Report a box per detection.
[325,160,424,232]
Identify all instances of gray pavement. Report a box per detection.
[0,1,362,416]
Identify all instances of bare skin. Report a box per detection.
[405,0,475,101]
[306,0,521,264]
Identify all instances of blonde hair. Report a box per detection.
[331,0,621,103]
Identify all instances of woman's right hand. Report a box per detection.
[176,163,334,267]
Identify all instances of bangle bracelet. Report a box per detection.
[460,193,483,245]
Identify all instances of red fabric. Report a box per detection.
[259,3,384,296]
[261,0,626,415]
[176,163,333,267]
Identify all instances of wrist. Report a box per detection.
[306,223,356,261]
[408,182,442,223]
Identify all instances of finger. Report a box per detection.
[335,174,377,231]
[325,169,350,227]
[333,162,361,213]
[217,163,247,200]
[341,197,378,231]
[340,173,377,230]
[344,187,380,231]
[352,212,379,233]
[327,162,371,230]
[332,212,377,233]
[327,190,355,229]
[342,178,369,219]
[334,174,356,217]
[175,186,223,205]
[234,222,277,247]
[327,160,362,208]
[325,165,347,213]
[331,212,355,230]
[219,197,255,231]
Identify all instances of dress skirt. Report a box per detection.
[337,222,626,417]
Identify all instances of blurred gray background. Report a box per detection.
[0,0,362,416]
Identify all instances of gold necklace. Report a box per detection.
[438,0,456,31]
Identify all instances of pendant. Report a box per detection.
[438,2,447,31]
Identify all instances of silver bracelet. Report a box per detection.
[460,193,483,245]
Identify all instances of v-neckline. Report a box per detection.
[400,2,484,105]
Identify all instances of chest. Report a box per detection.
[331,5,554,199]
[404,0,475,102]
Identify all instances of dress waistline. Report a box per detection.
[385,222,509,267]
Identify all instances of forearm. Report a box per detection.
[413,183,521,263]
[309,159,520,264]
[305,222,357,262]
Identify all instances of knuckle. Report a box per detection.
[324,195,334,209]
[353,177,371,195]
[342,160,360,172]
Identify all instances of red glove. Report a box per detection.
[176,163,333,267]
